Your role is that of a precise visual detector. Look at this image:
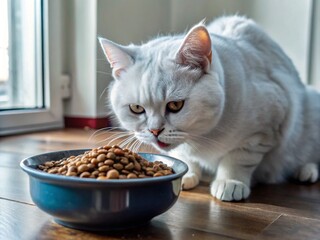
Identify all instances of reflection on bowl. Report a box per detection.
[20,149,188,231]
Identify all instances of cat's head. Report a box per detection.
[99,23,225,153]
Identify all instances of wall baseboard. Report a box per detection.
[64,116,111,129]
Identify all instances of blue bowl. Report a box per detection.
[20,149,188,231]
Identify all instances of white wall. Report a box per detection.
[62,0,314,119]
[62,0,98,118]
[96,0,172,117]
[245,0,313,83]
[170,0,247,31]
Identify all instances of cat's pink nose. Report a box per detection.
[149,128,164,137]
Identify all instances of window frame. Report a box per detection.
[0,0,63,136]
[310,0,320,89]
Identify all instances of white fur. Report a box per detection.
[100,16,320,201]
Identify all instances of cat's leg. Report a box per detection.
[169,147,203,190]
[294,163,319,183]
[182,160,202,190]
[211,151,263,201]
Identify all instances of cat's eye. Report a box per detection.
[129,104,145,114]
[166,100,184,113]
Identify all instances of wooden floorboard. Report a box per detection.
[1,128,320,240]
[0,199,50,240]
[0,168,32,204]
[157,196,280,239]
[258,214,320,240]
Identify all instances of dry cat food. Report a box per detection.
[37,145,174,179]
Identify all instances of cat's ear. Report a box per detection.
[176,23,212,72]
[99,37,135,78]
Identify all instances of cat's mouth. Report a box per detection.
[157,140,170,148]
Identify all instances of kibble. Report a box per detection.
[37,145,174,180]
[77,164,89,173]
[113,163,124,170]
[97,154,106,162]
[106,169,120,179]
[127,173,137,179]
[98,165,109,172]
[80,172,91,178]
[104,160,113,166]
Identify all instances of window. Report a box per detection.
[0,0,43,110]
[0,0,63,135]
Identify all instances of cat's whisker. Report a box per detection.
[127,138,140,152]
[102,131,132,142]
[141,141,154,153]
[131,139,141,153]
[90,132,131,147]
[118,135,137,149]
[148,143,155,153]
[169,136,185,139]
[137,141,146,153]
[104,132,134,146]
[89,127,127,142]
[123,139,138,150]
[99,87,109,100]
[96,71,112,76]
[92,134,128,147]
[90,128,133,145]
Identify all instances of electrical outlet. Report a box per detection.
[61,74,71,99]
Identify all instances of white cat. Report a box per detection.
[99,16,320,201]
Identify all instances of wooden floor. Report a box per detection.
[1,128,320,240]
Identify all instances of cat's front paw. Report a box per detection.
[210,179,250,201]
[182,172,200,190]
[294,163,319,183]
